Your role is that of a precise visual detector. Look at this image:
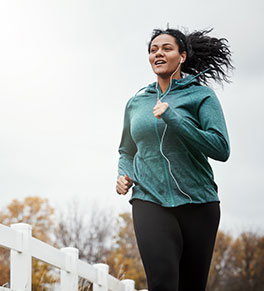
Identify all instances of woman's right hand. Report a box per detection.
[116,174,133,195]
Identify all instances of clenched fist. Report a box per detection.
[116,174,133,195]
[153,99,168,119]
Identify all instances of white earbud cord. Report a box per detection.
[155,62,193,203]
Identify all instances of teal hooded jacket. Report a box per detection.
[118,74,230,207]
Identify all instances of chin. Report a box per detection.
[155,72,171,78]
[154,69,167,76]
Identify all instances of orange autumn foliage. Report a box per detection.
[0,196,58,290]
[106,212,147,290]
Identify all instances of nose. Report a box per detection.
[155,48,164,57]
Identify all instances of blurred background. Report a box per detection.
[0,0,263,289]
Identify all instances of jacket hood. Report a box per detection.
[145,74,201,94]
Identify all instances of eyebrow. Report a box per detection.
[150,42,174,47]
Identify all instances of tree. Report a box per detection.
[0,196,57,290]
[207,230,233,291]
[207,230,264,291]
[54,200,116,264]
[53,200,117,290]
[224,232,264,291]
[0,196,54,243]
[106,212,147,290]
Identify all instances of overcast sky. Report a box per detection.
[0,0,263,235]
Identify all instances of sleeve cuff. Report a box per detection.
[160,106,184,131]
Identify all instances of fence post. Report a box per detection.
[93,263,109,291]
[60,247,79,291]
[121,279,135,291]
[10,223,32,291]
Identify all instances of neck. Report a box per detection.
[157,72,181,94]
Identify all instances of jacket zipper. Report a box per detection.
[154,118,175,206]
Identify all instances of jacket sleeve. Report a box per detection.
[118,100,137,178]
[161,92,230,162]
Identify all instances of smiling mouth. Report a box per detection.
[155,60,166,65]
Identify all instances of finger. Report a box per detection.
[153,108,159,115]
[119,177,132,187]
[116,184,127,195]
[120,188,128,195]
[154,103,162,109]
[116,184,122,194]
[116,187,122,195]
[153,109,161,117]
[118,180,132,190]
[120,176,129,185]
[117,179,129,189]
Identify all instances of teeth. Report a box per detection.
[156,60,165,65]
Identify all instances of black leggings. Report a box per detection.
[132,199,220,291]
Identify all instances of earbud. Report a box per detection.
[180,57,184,63]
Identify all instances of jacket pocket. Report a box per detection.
[133,155,145,182]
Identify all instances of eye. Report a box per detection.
[164,47,172,51]
[150,48,157,53]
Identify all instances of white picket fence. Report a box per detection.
[0,223,147,291]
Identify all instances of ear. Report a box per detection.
[180,51,187,63]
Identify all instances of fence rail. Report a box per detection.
[0,223,147,291]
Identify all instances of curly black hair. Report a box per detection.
[148,28,234,85]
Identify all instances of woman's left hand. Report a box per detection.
[153,99,169,119]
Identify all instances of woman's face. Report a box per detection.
[149,34,185,78]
